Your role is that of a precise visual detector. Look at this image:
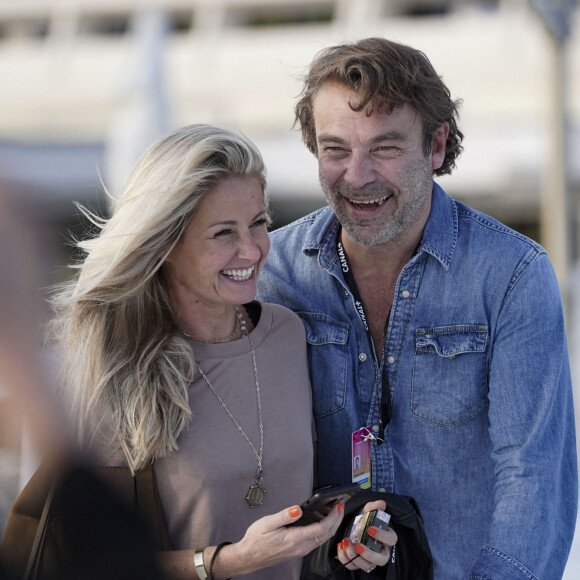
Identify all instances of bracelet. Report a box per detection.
[194,548,208,580]
[209,541,232,580]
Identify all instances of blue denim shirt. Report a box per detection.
[258,183,577,579]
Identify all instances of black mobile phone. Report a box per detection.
[289,483,361,527]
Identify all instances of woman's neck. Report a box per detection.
[179,304,240,343]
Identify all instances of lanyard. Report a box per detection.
[337,239,370,334]
[337,238,391,443]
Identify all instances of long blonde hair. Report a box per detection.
[51,124,267,473]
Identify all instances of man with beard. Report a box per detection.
[257,38,576,579]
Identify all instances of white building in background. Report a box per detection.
[0,0,578,231]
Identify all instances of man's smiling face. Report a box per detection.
[314,82,442,248]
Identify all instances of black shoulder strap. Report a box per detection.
[23,485,55,580]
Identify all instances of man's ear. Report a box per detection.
[431,123,449,171]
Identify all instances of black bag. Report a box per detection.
[0,461,169,580]
[301,490,433,580]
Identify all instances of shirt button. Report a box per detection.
[372,424,380,433]
[387,355,396,364]
[401,289,410,298]
[379,487,387,493]
[359,353,367,361]
[345,290,349,296]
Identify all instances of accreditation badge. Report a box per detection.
[352,427,373,489]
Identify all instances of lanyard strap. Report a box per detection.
[337,238,391,443]
[338,240,370,334]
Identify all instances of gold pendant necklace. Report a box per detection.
[196,306,265,507]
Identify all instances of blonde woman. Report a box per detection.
[50,124,344,579]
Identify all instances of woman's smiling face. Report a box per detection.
[164,175,270,312]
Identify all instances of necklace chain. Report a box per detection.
[195,306,265,506]
[182,308,238,344]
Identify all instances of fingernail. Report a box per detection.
[354,544,365,555]
[367,527,377,537]
[342,539,349,549]
[337,542,343,552]
[338,502,345,514]
[289,506,300,518]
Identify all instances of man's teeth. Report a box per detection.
[221,266,254,281]
[350,196,389,207]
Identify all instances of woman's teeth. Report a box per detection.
[221,266,254,281]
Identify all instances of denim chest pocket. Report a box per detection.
[411,325,489,427]
[298,312,349,418]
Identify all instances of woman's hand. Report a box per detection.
[211,500,345,578]
[336,500,398,574]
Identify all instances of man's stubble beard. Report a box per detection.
[319,158,434,248]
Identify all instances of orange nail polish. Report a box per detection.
[289,506,300,518]
[337,542,343,552]
[342,539,349,549]
[338,502,345,514]
[354,544,365,555]
[367,527,377,537]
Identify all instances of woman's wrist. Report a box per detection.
[204,542,248,580]
[208,542,232,580]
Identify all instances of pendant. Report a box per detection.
[246,482,266,507]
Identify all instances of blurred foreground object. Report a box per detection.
[0,192,165,579]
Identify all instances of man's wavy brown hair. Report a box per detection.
[295,37,463,176]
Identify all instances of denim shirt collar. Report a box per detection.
[301,182,458,272]
[419,182,458,271]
